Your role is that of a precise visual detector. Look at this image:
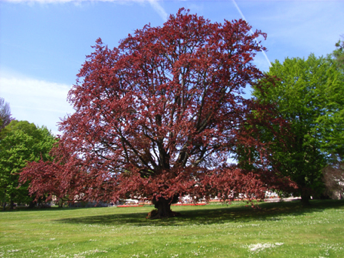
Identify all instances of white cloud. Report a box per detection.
[4,0,169,21]
[0,73,74,135]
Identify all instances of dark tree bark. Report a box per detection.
[28,200,36,208]
[151,195,180,219]
[301,189,311,206]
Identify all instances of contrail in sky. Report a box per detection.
[148,0,168,22]
[232,0,272,68]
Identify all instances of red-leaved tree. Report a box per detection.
[20,9,295,218]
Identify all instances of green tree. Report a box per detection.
[252,54,344,205]
[0,120,57,210]
[332,37,344,70]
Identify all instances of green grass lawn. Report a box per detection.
[1,200,344,257]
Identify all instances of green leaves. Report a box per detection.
[0,120,57,208]
[252,53,344,202]
[332,39,344,71]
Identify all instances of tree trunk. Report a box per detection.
[2,191,6,211]
[10,200,14,210]
[301,190,310,206]
[150,196,181,219]
[29,201,36,208]
[155,198,172,217]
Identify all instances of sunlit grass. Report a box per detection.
[1,200,344,257]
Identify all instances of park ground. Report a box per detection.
[1,200,344,257]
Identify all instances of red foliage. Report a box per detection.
[20,9,296,208]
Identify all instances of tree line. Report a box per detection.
[1,9,343,216]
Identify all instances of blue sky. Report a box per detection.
[1,0,343,135]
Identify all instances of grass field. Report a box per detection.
[1,200,344,257]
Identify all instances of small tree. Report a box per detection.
[0,97,12,132]
[21,9,295,218]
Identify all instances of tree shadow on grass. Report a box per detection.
[55,199,344,227]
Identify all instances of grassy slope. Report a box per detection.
[0,200,344,257]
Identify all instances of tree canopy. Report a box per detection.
[0,120,57,210]
[21,9,294,217]
[252,53,344,204]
